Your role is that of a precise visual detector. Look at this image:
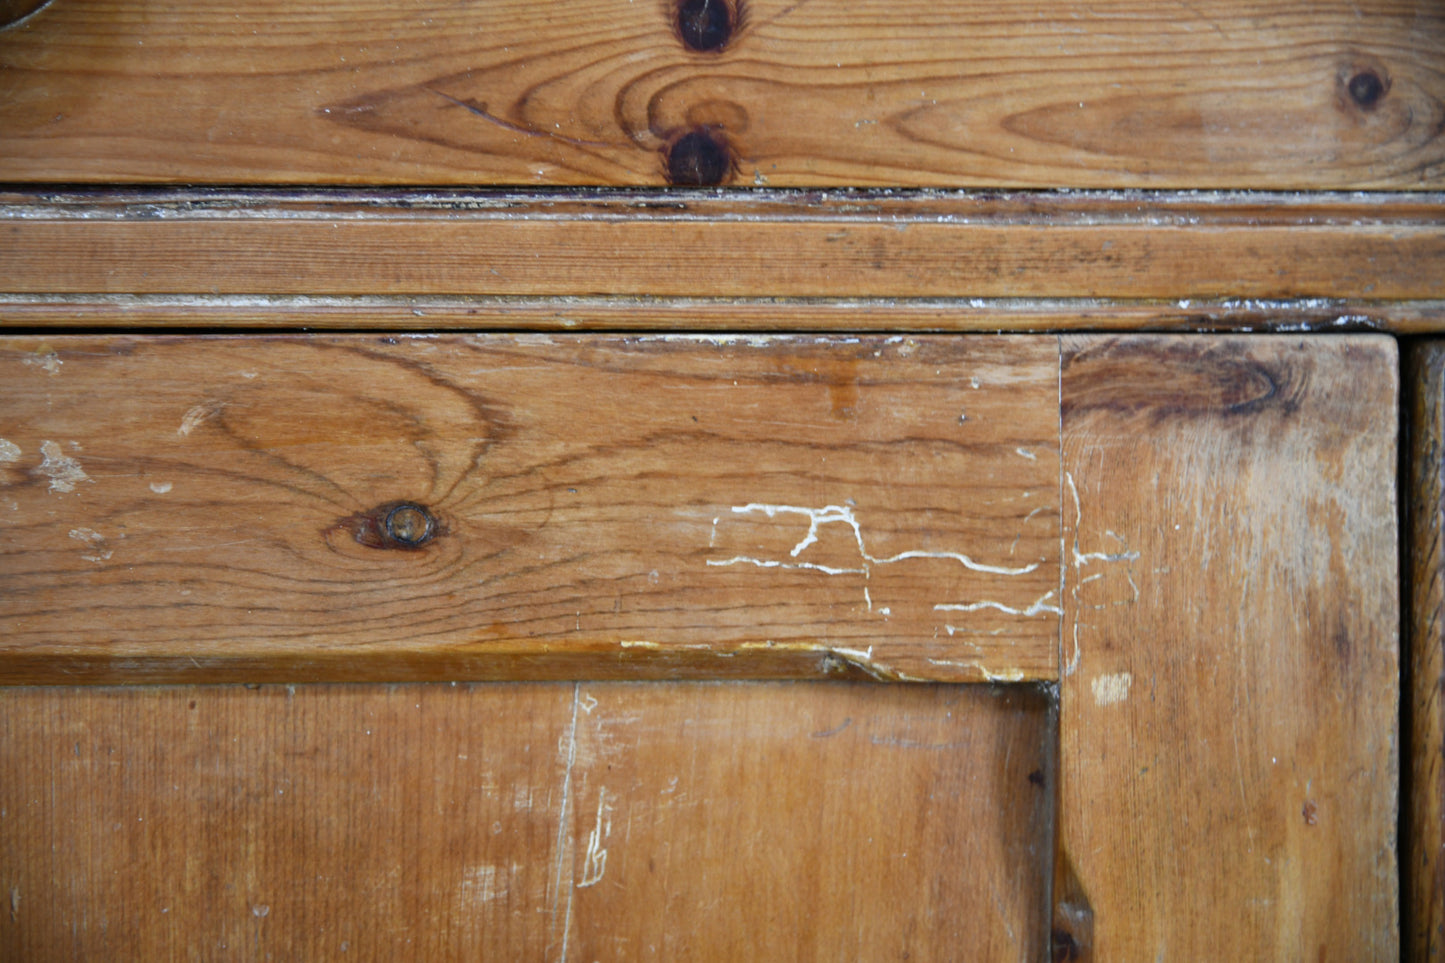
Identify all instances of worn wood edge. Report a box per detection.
[0,642,1040,685]
[1,294,1441,333]
[1406,340,1445,963]
[2,190,1440,301]
[5,188,1443,224]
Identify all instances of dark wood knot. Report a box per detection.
[675,0,736,53]
[665,127,733,186]
[1347,69,1386,110]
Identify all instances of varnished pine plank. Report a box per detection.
[0,0,1440,188]
[1055,335,1399,959]
[1406,342,1445,962]
[0,334,1060,683]
[0,681,1055,960]
[2,191,1441,302]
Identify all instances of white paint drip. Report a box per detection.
[576,790,613,889]
[715,503,1039,576]
[934,590,1061,617]
[38,441,90,493]
[1091,672,1133,706]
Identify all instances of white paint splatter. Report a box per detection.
[38,441,90,493]
[0,439,20,463]
[22,349,61,376]
[68,527,112,562]
[576,790,613,889]
[149,481,173,494]
[1015,447,1037,461]
[1091,672,1133,706]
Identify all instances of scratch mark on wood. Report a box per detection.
[551,683,582,962]
[37,440,90,493]
[177,401,224,437]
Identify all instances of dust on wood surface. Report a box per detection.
[0,681,1054,961]
[0,334,1060,683]
[1054,334,1399,960]
[0,0,1440,188]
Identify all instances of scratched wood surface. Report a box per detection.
[0,334,1059,683]
[0,0,1441,187]
[0,681,1055,961]
[1054,335,1399,960]
[2,191,1443,303]
[1406,342,1445,962]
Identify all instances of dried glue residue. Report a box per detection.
[1091,672,1133,706]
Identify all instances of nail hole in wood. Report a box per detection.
[665,127,733,186]
[346,501,441,551]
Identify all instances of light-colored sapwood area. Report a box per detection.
[0,0,1440,187]
[1406,342,1445,963]
[0,681,1055,961]
[1055,335,1399,960]
[1,191,1441,303]
[0,334,1060,683]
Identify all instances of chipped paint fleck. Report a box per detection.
[1091,672,1133,706]
[38,441,91,493]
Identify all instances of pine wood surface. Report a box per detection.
[0,681,1055,961]
[0,334,1060,684]
[1054,335,1399,960]
[1407,341,1445,962]
[2,191,1442,303]
[0,0,1441,188]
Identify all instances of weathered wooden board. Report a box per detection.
[0,681,1055,961]
[0,0,1440,187]
[2,191,1442,302]
[0,334,1059,683]
[1406,342,1445,963]
[1054,335,1399,960]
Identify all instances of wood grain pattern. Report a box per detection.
[1407,341,1445,962]
[0,0,1440,187]
[0,334,1060,683]
[2,190,1442,302]
[1055,335,1399,960]
[0,681,1055,961]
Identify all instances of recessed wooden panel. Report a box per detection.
[1405,342,1445,962]
[1055,335,1399,959]
[0,0,1440,187]
[0,681,1055,961]
[2,191,1442,302]
[0,334,1059,683]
